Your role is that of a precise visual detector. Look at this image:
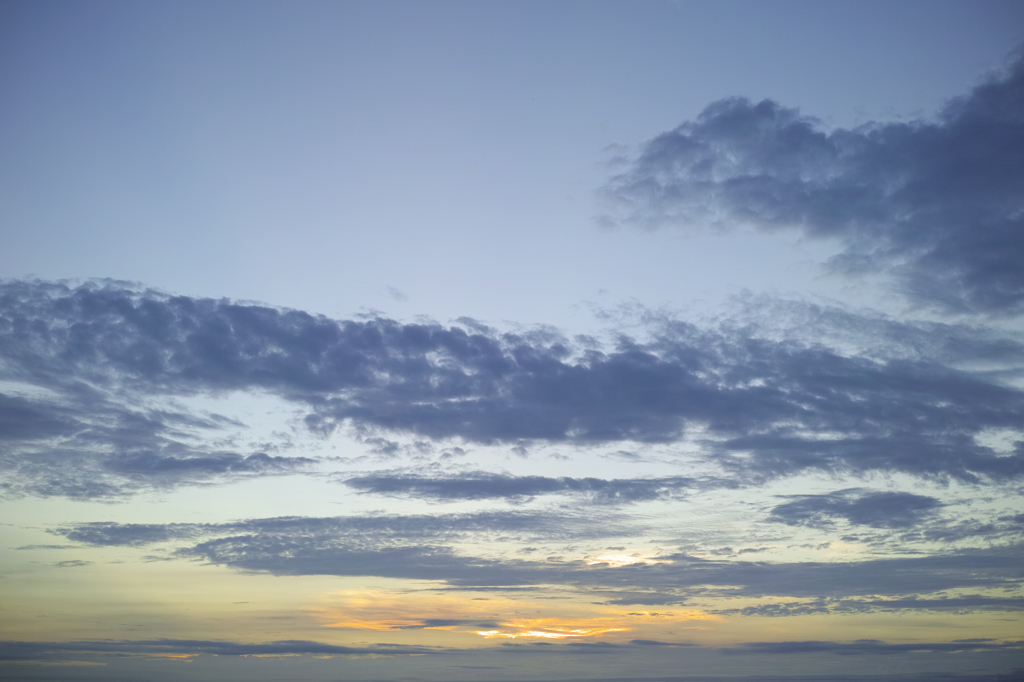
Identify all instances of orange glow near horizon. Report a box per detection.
[315,589,720,643]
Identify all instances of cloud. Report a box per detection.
[342,472,699,503]
[387,286,410,302]
[715,595,1024,617]
[54,510,633,550]
[50,516,1024,601]
[55,521,207,547]
[768,489,942,529]
[600,51,1024,314]
[727,639,1024,656]
[0,638,444,661]
[3,280,1023,498]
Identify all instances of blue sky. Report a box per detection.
[1,2,1023,681]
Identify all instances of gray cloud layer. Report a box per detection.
[5,636,1018,664]
[343,472,702,503]
[716,595,1024,618]
[0,638,444,661]
[769,489,942,529]
[3,280,1023,498]
[601,52,1024,314]
[729,639,1024,656]
[51,515,1024,603]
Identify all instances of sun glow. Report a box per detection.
[314,588,719,645]
[586,553,672,567]
[475,621,628,639]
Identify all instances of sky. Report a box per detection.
[1,1,1023,680]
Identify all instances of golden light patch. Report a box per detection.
[475,619,627,639]
[316,589,514,631]
[586,553,672,568]
[313,588,718,643]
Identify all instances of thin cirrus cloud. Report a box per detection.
[2,279,1023,499]
[600,52,1024,315]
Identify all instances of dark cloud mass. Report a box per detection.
[2,279,1023,497]
[769,489,942,529]
[601,53,1024,314]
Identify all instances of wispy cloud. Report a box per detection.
[343,471,701,503]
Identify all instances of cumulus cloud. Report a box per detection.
[2,280,1023,498]
[601,52,1024,314]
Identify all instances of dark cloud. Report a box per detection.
[56,521,206,547]
[899,515,1024,545]
[51,516,1024,601]
[0,638,443,661]
[392,618,499,630]
[638,546,1024,599]
[0,392,79,441]
[53,510,632,550]
[3,280,1023,498]
[601,52,1024,314]
[548,546,1024,602]
[716,595,1024,617]
[0,373,312,499]
[728,639,1024,656]
[596,592,690,606]
[769,489,942,529]
[188,538,524,584]
[343,471,699,503]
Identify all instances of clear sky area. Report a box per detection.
[1,1,1023,680]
